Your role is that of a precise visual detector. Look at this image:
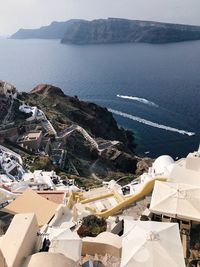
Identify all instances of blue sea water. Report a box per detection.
[0,38,200,158]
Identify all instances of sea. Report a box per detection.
[0,38,200,159]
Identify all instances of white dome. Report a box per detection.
[153,155,174,175]
[165,163,175,175]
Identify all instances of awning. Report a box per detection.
[3,188,58,226]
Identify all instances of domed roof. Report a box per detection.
[22,252,78,267]
[153,155,174,175]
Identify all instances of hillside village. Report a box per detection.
[0,81,199,267]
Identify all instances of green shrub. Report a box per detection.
[77,215,107,238]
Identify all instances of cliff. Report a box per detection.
[10,21,70,39]
[0,81,153,183]
[11,18,200,44]
[18,84,139,178]
[61,18,200,44]
[28,84,134,148]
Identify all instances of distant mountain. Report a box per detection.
[61,18,200,44]
[11,18,200,44]
[10,21,70,39]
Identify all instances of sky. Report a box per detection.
[1,0,200,35]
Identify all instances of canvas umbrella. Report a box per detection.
[121,221,185,267]
[150,181,200,221]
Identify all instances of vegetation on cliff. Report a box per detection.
[19,84,138,179]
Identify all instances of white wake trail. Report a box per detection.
[117,94,158,107]
[108,108,195,136]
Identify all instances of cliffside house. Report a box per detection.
[19,104,39,121]
[17,131,42,153]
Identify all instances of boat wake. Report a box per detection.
[117,95,158,107]
[108,108,195,136]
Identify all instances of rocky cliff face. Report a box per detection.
[11,18,200,44]
[19,84,138,177]
[0,81,151,181]
[27,84,135,148]
[61,18,200,44]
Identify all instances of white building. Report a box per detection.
[0,146,25,180]
[138,146,200,187]
[168,148,200,186]
[22,170,59,190]
[19,104,38,120]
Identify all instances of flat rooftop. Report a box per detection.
[18,131,42,142]
[12,190,66,204]
[37,191,66,204]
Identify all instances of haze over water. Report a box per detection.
[0,38,199,158]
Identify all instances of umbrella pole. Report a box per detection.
[180,220,191,260]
